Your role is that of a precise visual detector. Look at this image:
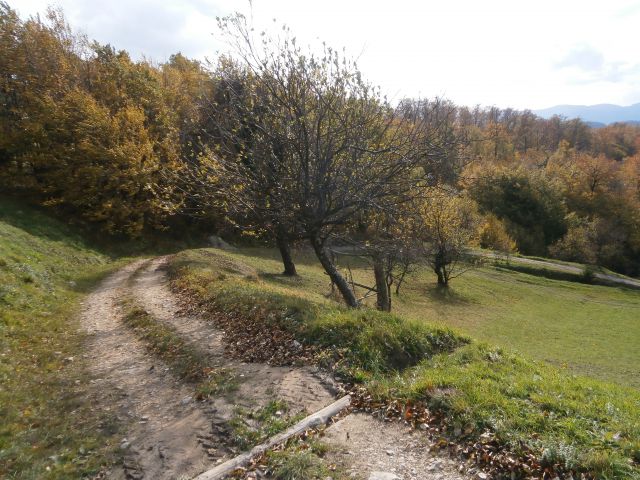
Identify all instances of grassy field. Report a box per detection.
[203,246,640,389]
[0,198,125,479]
[169,247,640,479]
[2,196,639,479]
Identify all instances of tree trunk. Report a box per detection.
[311,236,359,308]
[395,263,409,295]
[435,266,447,286]
[373,257,391,312]
[434,249,448,287]
[276,233,297,276]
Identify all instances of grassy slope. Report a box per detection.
[169,247,640,479]
[208,247,640,389]
[0,198,123,479]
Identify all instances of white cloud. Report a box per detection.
[9,0,640,109]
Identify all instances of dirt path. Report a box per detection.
[82,257,473,480]
[131,257,336,415]
[81,258,336,480]
[323,414,472,480]
[477,250,640,289]
[81,261,214,480]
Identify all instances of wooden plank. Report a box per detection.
[193,395,351,480]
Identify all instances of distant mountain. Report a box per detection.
[534,103,640,125]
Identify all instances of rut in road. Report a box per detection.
[82,256,475,480]
[82,261,213,480]
[81,258,335,480]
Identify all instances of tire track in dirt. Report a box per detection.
[84,258,472,480]
[82,258,338,479]
[134,257,473,480]
[82,261,216,480]
[130,257,335,416]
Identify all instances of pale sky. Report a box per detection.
[11,0,640,110]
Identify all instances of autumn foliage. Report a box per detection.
[2,4,640,283]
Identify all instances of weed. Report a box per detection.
[267,450,329,480]
[227,401,304,450]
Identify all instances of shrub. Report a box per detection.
[479,213,517,254]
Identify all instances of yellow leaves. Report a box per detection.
[478,214,517,253]
[418,188,480,250]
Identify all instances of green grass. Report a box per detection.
[227,400,304,451]
[120,301,237,398]
[169,247,640,479]
[179,246,640,389]
[0,198,125,479]
[265,447,340,480]
[169,250,467,376]
[392,266,640,389]
[225,402,347,480]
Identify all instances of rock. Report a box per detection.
[477,473,488,480]
[181,396,192,405]
[368,473,400,480]
[385,449,394,456]
[120,440,131,450]
[207,235,236,251]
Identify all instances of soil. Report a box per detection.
[81,258,334,479]
[322,413,472,480]
[81,256,473,480]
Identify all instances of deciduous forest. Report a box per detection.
[3,6,640,301]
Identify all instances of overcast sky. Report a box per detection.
[11,0,640,110]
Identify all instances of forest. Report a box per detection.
[2,4,640,310]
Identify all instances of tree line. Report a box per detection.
[2,5,639,311]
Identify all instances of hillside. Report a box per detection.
[534,102,640,124]
[169,247,640,479]
[2,199,640,479]
[172,246,640,388]
[0,198,122,478]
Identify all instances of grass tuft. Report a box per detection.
[267,450,332,480]
[226,400,304,451]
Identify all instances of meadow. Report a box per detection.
[209,246,640,389]
[169,247,640,478]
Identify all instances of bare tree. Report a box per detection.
[205,14,431,307]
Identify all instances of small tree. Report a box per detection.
[419,190,479,287]
[175,57,303,275]
[353,203,422,311]
[207,14,430,306]
[478,213,517,255]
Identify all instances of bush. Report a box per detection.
[478,214,517,254]
[549,222,597,264]
[581,264,597,284]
